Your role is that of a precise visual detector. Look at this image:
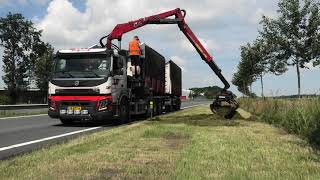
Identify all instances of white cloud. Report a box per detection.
[249,8,265,24]
[18,0,27,5]
[303,62,319,71]
[179,38,221,54]
[33,0,51,6]
[0,0,9,5]
[249,7,277,24]
[170,56,187,72]
[37,0,241,89]
[189,73,223,88]
[37,0,91,48]
[0,0,24,6]
[182,89,191,96]
[37,0,262,50]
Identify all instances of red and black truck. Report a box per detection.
[48,44,182,124]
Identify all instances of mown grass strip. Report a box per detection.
[0,105,320,179]
[240,98,320,146]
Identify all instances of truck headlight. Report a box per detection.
[74,110,81,115]
[67,110,73,114]
[60,109,67,114]
[81,110,89,115]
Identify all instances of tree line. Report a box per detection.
[0,13,54,103]
[189,86,223,99]
[232,0,320,98]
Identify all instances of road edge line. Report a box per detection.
[0,126,102,152]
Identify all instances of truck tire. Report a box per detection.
[175,104,181,111]
[165,105,172,112]
[153,100,161,116]
[144,104,151,118]
[60,118,74,125]
[119,98,130,124]
[156,101,163,115]
[174,99,181,111]
[153,100,159,115]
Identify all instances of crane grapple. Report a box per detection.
[210,91,239,119]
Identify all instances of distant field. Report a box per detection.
[1,105,320,179]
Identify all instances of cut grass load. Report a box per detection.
[1,105,320,179]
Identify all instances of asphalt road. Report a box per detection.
[0,100,210,160]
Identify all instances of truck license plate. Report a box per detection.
[68,106,81,111]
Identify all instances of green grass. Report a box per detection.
[0,110,47,118]
[1,105,320,179]
[240,98,320,145]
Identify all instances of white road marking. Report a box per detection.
[0,114,47,120]
[0,126,102,152]
[0,103,207,152]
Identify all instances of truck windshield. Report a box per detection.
[53,54,111,78]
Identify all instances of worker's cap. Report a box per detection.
[134,35,139,40]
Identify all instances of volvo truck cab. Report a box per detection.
[48,48,129,124]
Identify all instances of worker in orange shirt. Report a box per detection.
[129,36,142,79]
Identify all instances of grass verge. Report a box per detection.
[240,98,320,146]
[0,110,47,118]
[1,105,320,179]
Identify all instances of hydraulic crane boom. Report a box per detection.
[100,8,239,119]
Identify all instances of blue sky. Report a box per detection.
[0,0,319,96]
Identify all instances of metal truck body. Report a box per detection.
[48,44,181,124]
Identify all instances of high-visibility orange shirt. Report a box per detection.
[129,39,141,56]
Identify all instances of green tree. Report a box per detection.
[33,42,55,91]
[0,13,42,103]
[189,86,223,99]
[251,41,268,98]
[249,39,287,98]
[232,39,287,98]
[260,0,320,97]
[232,72,250,96]
[232,43,258,97]
[310,3,320,68]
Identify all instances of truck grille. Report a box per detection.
[58,101,96,108]
[55,89,99,95]
[60,102,91,106]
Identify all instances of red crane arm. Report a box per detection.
[103,8,229,90]
[106,9,178,48]
[101,8,239,119]
[106,8,213,62]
